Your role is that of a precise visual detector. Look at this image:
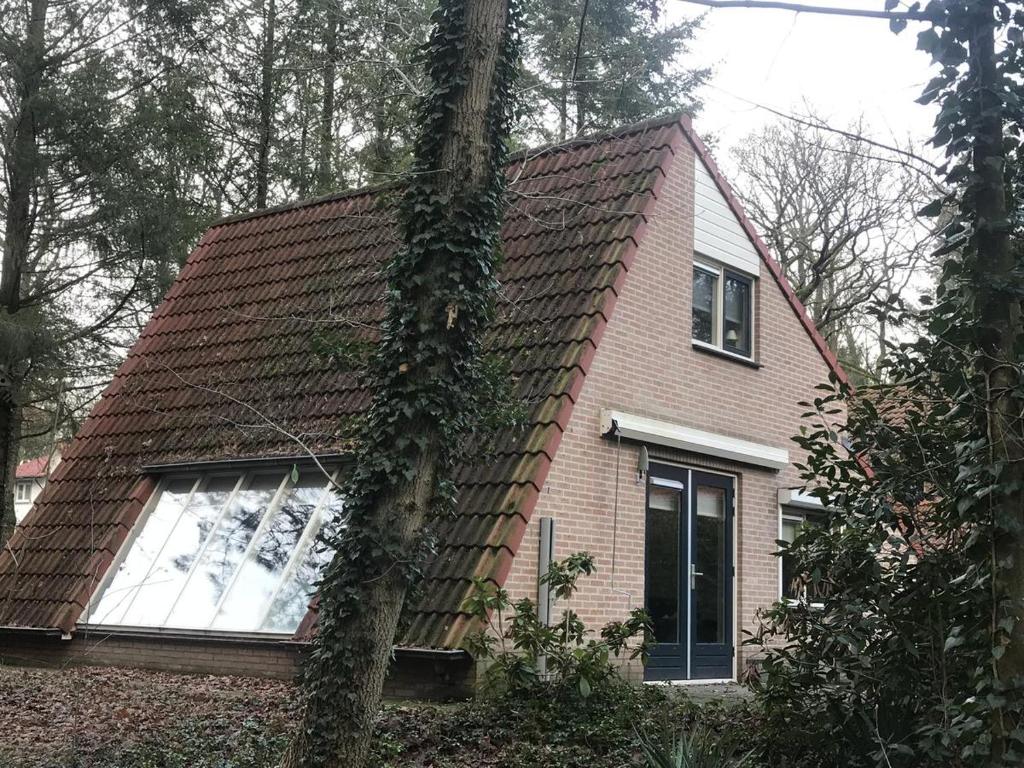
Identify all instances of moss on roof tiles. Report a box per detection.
[0,116,683,643]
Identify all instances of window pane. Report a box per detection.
[692,267,717,344]
[723,274,751,355]
[166,473,282,628]
[91,477,197,624]
[781,517,801,544]
[261,490,345,633]
[694,486,726,644]
[645,486,681,644]
[780,516,802,600]
[212,475,328,631]
[118,475,240,626]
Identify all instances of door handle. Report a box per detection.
[690,563,703,590]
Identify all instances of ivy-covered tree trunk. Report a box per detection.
[279,1,520,766]
[963,3,1024,760]
[0,0,47,544]
[0,395,20,545]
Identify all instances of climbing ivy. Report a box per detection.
[280,0,522,766]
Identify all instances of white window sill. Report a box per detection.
[691,339,761,368]
[779,597,825,611]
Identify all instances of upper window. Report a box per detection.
[89,467,343,634]
[15,481,32,502]
[692,261,754,359]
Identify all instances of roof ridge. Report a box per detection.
[205,113,690,230]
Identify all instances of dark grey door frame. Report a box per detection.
[643,462,735,681]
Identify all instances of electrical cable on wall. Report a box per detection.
[609,428,633,607]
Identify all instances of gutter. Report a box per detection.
[392,646,472,662]
[0,626,68,640]
[141,453,350,475]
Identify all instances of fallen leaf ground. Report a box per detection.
[0,665,296,767]
[0,664,756,768]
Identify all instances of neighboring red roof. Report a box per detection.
[0,114,845,642]
[15,455,52,480]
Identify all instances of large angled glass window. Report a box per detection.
[89,466,343,634]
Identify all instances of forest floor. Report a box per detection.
[0,664,756,768]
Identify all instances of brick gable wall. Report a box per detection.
[501,137,837,677]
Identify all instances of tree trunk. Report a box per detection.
[557,77,568,142]
[255,0,276,209]
[0,0,47,545]
[279,1,516,766]
[315,7,339,194]
[966,3,1024,761]
[0,396,22,545]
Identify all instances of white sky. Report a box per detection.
[667,1,942,174]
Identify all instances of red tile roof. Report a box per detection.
[0,114,845,645]
[15,454,54,479]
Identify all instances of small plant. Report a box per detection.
[636,725,755,768]
[462,552,652,698]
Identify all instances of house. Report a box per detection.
[14,448,61,524]
[0,115,845,696]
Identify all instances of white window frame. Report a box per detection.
[15,480,32,502]
[778,505,825,608]
[692,257,756,361]
[85,466,342,635]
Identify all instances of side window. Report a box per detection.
[692,259,755,360]
[15,481,31,502]
[779,507,825,601]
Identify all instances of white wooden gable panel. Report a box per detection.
[693,154,760,276]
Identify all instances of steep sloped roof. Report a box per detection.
[0,114,846,646]
[0,116,684,639]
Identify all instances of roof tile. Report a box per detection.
[0,116,685,645]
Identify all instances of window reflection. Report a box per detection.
[645,486,681,645]
[694,486,725,645]
[213,478,325,631]
[91,477,197,625]
[723,275,751,356]
[262,491,344,633]
[166,474,281,628]
[90,467,343,634]
[692,268,717,344]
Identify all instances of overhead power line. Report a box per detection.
[676,0,935,22]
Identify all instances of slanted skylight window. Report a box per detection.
[89,467,343,634]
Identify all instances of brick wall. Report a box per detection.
[0,633,474,701]
[503,137,838,675]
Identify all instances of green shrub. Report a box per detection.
[637,724,755,768]
[461,552,652,699]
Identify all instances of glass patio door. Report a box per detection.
[644,465,734,681]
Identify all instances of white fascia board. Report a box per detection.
[778,488,826,510]
[601,409,789,471]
